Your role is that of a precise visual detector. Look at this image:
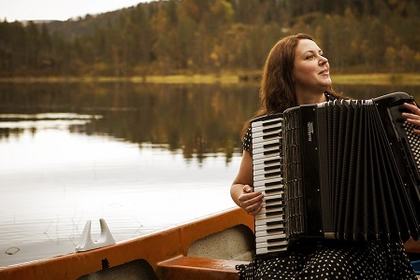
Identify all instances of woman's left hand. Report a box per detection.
[401,102,420,135]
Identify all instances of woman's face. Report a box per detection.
[293,39,331,94]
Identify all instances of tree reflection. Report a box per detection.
[0,83,259,162]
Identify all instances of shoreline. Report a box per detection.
[0,73,420,85]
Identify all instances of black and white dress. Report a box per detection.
[237,94,416,280]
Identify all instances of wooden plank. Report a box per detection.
[157,255,247,280]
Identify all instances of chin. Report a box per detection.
[320,79,332,90]
[318,84,331,92]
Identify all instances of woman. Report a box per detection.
[230,33,417,279]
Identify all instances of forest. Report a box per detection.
[0,0,419,77]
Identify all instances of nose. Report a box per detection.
[319,55,328,66]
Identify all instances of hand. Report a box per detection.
[237,185,263,216]
[401,102,420,135]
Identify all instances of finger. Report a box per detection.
[245,200,263,214]
[239,193,263,208]
[248,204,263,216]
[402,112,420,120]
[242,193,263,207]
[242,185,253,193]
[413,128,420,135]
[401,102,420,115]
[405,118,420,127]
[238,191,262,202]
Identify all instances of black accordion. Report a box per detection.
[251,92,420,256]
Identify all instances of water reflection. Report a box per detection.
[0,83,260,162]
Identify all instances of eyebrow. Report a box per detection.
[303,49,323,55]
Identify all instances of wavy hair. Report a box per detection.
[242,33,340,136]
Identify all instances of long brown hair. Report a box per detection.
[242,33,340,136]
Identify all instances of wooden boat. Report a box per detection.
[0,207,254,280]
[1,207,419,280]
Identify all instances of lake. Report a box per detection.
[0,82,418,266]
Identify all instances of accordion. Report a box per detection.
[251,92,420,256]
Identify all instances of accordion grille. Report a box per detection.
[403,121,420,171]
[283,110,305,236]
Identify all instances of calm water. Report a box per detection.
[0,82,418,266]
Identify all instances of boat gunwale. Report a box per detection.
[0,207,253,280]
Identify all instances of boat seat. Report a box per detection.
[157,255,248,280]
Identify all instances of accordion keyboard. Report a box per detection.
[251,115,288,255]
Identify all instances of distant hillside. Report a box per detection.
[45,7,131,40]
[0,0,419,77]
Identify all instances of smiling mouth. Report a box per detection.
[319,69,329,75]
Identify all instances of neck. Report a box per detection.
[295,89,327,105]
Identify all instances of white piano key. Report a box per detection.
[255,224,285,237]
[258,198,284,209]
[254,177,283,187]
[264,193,282,200]
[255,168,282,176]
[254,173,282,182]
[251,119,283,130]
[253,166,282,176]
[257,204,283,217]
[251,116,283,125]
[252,130,282,140]
[256,246,287,255]
[256,233,287,244]
[254,185,283,194]
[253,155,281,165]
[253,146,280,156]
[255,215,284,226]
[256,212,283,222]
[254,187,283,196]
[251,116,283,124]
[256,239,288,249]
[255,230,286,239]
[253,162,281,173]
[252,138,280,149]
[256,241,288,253]
[253,152,281,161]
[256,210,283,220]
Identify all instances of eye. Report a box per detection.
[305,54,315,60]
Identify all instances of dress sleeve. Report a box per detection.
[242,126,252,153]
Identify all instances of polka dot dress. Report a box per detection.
[237,241,416,279]
[238,93,417,280]
[242,126,252,153]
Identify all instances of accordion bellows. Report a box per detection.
[251,92,420,256]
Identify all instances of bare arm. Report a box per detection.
[404,237,420,254]
[230,150,263,215]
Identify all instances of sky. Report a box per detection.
[0,0,154,22]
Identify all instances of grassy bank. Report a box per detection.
[0,74,240,84]
[0,73,419,85]
[332,73,420,86]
